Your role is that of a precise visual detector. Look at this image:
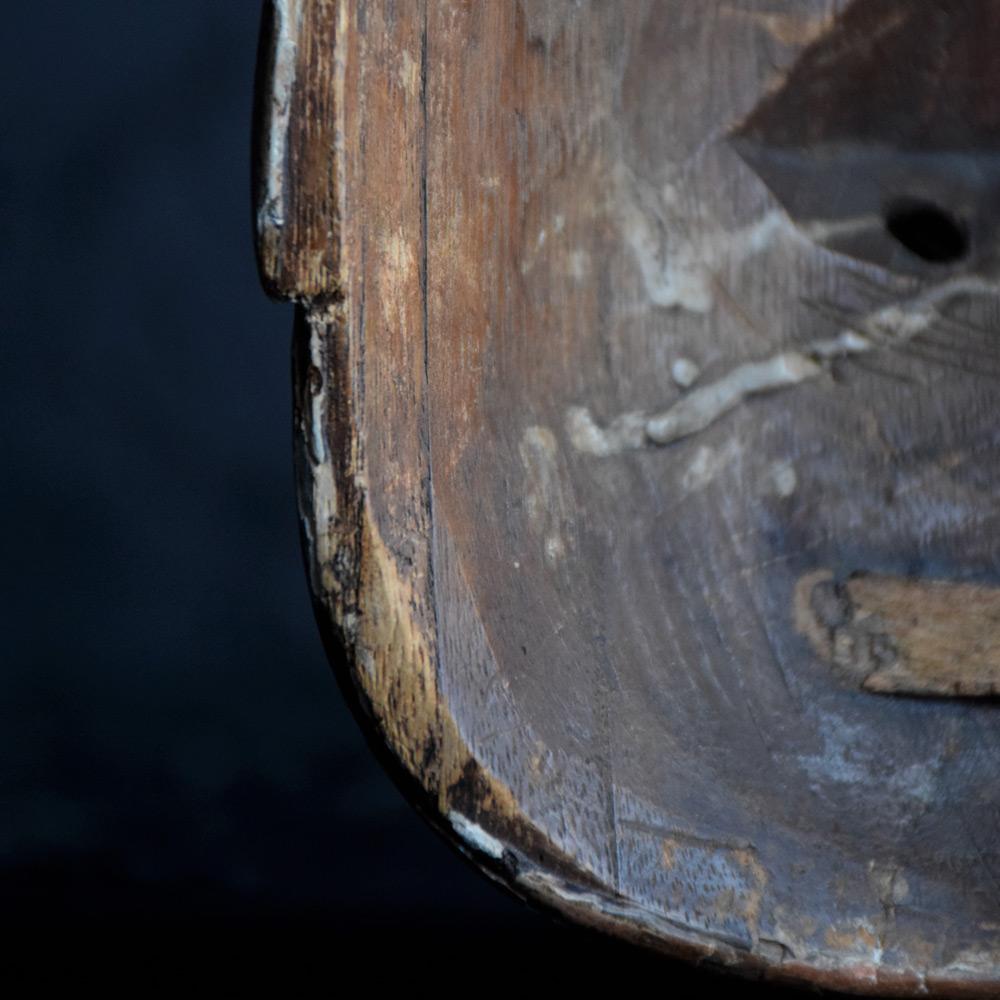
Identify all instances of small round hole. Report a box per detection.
[884,199,968,264]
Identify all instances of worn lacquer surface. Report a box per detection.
[256,1,1000,994]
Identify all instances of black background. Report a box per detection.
[3,3,811,992]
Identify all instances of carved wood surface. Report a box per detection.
[255,2,1000,993]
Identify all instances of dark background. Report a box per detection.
[2,3,808,991]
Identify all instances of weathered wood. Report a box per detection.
[255,2,1000,994]
[255,0,341,299]
[798,570,1000,698]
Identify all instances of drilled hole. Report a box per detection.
[885,199,968,264]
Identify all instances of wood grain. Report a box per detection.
[798,570,1000,698]
[255,2,1000,994]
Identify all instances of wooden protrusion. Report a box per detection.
[254,0,342,301]
[798,570,1000,698]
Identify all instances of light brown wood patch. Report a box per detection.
[798,570,1000,697]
